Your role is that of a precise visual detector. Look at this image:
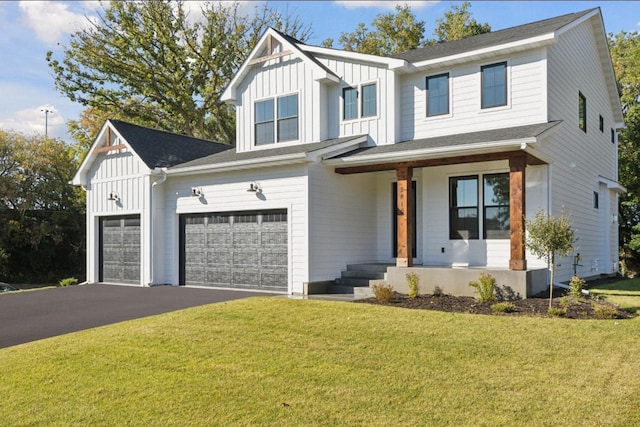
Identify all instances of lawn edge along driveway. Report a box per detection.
[0,284,272,348]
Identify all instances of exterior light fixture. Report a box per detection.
[191,187,203,197]
[108,191,119,202]
[247,182,262,193]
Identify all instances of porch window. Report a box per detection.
[483,173,510,239]
[481,62,507,109]
[255,99,274,145]
[426,73,449,117]
[362,83,377,117]
[450,176,479,240]
[277,94,298,142]
[579,92,587,132]
[343,87,358,120]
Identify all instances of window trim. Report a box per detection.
[341,80,380,122]
[253,92,300,146]
[481,61,508,109]
[426,72,450,118]
[579,92,587,133]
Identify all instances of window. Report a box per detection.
[450,176,479,240]
[599,115,604,132]
[426,73,449,117]
[277,94,298,142]
[255,99,274,145]
[611,128,615,144]
[362,83,377,117]
[579,92,587,132]
[254,94,298,145]
[483,174,510,239]
[593,191,599,209]
[481,62,507,109]
[343,87,358,120]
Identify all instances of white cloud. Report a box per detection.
[334,1,438,10]
[18,1,100,45]
[0,104,65,138]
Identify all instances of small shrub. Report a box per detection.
[548,307,567,317]
[372,283,393,304]
[569,276,585,298]
[593,303,618,319]
[491,302,516,314]
[406,272,419,298]
[559,296,569,308]
[59,277,79,287]
[433,286,444,297]
[469,273,497,302]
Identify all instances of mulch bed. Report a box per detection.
[357,287,636,320]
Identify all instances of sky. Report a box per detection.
[0,0,638,142]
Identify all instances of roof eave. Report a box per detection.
[300,44,408,69]
[167,153,310,176]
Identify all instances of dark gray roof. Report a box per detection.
[392,9,596,63]
[110,120,232,169]
[330,122,561,159]
[173,134,367,170]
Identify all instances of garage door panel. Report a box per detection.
[100,215,141,285]
[181,210,287,290]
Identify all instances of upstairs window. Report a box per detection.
[450,176,479,240]
[426,73,449,117]
[255,99,274,145]
[481,62,507,109]
[599,115,604,132]
[579,92,587,132]
[611,128,615,144]
[362,83,377,117]
[254,94,298,145]
[483,174,510,239]
[343,87,358,120]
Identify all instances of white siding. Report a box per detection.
[544,21,619,281]
[160,165,309,293]
[399,49,548,141]
[307,164,378,281]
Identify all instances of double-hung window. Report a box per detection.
[481,62,507,109]
[343,87,358,120]
[426,73,449,117]
[362,83,377,117]
[483,174,510,239]
[450,176,479,240]
[254,94,298,145]
[342,83,377,120]
[579,92,587,132]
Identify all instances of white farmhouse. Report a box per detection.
[72,8,624,297]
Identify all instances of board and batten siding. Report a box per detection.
[399,49,548,141]
[307,164,378,282]
[84,149,148,285]
[544,20,619,281]
[160,165,308,293]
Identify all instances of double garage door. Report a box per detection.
[99,215,141,284]
[179,209,288,291]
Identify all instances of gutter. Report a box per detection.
[167,153,309,177]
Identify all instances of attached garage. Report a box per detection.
[99,215,141,284]
[179,209,288,291]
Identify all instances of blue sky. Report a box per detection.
[0,1,638,141]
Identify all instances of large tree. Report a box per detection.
[47,1,311,143]
[428,1,490,44]
[609,31,640,268]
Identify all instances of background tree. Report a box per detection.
[609,31,640,271]
[47,1,311,143]
[525,210,577,309]
[428,2,490,44]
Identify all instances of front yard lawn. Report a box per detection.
[589,276,640,314]
[1,297,639,426]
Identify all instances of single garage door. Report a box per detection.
[180,209,288,290]
[99,215,141,284]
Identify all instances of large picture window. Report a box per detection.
[483,173,510,239]
[450,176,479,240]
[481,62,507,109]
[426,73,449,117]
[254,94,298,145]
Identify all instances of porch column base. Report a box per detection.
[396,258,410,267]
[509,259,527,271]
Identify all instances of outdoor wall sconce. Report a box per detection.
[108,191,119,202]
[191,187,203,197]
[247,181,262,193]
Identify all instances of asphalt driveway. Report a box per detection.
[0,284,272,348]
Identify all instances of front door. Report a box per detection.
[392,181,417,259]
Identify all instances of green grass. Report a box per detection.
[1,297,640,426]
[589,277,640,314]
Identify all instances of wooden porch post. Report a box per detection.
[396,165,413,267]
[509,153,527,270]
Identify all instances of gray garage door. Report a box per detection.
[180,210,287,290]
[99,215,141,284]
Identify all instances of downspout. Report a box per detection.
[148,167,167,286]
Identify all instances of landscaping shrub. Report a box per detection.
[569,276,585,298]
[469,273,497,302]
[406,272,419,298]
[491,302,516,314]
[372,283,393,304]
[593,303,618,319]
[548,307,567,317]
[59,277,79,287]
[559,296,569,308]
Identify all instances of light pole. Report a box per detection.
[41,108,51,138]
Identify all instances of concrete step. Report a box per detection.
[335,278,372,287]
[346,263,392,273]
[326,284,358,295]
[354,286,375,299]
[340,270,386,280]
